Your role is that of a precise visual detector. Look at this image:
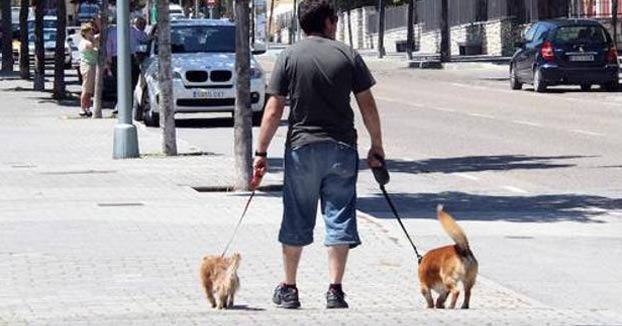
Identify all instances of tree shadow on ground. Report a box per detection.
[357,191,622,223]
[359,154,588,174]
[267,154,585,175]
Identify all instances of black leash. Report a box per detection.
[221,190,255,257]
[379,185,423,264]
[372,155,423,264]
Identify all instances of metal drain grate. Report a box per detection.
[191,185,283,192]
[41,170,116,175]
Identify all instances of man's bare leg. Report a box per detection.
[283,245,303,284]
[328,244,350,284]
[326,244,350,308]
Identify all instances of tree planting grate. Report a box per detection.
[97,202,145,207]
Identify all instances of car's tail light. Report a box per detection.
[541,41,555,62]
[606,46,618,64]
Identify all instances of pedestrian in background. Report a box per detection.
[78,23,99,117]
[253,0,384,310]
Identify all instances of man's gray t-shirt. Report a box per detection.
[267,36,375,149]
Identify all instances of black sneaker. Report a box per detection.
[326,289,349,309]
[272,284,301,309]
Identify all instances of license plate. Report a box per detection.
[192,90,225,98]
[569,55,594,62]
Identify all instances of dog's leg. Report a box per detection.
[420,287,434,308]
[227,292,235,308]
[202,279,217,308]
[435,289,449,309]
[218,291,228,309]
[449,289,460,309]
[461,281,474,309]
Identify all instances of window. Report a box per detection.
[553,25,608,45]
[170,25,235,53]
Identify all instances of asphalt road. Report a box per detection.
[138,56,622,316]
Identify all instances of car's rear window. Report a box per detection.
[554,25,608,44]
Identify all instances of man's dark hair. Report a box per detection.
[298,0,336,35]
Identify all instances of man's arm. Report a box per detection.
[355,89,384,168]
[251,95,286,189]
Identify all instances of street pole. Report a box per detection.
[113,0,140,159]
[406,0,414,60]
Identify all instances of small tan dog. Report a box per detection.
[200,252,241,309]
[418,205,478,309]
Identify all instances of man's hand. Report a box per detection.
[367,146,385,169]
[250,156,268,190]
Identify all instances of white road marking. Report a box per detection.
[467,112,495,119]
[571,129,605,137]
[512,120,543,127]
[501,186,529,194]
[454,173,479,181]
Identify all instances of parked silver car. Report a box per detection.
[133,19,266,127]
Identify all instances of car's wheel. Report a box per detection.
[533,68,547,93]
[143,90,160,127]
[510,64,522,90]
[602,79,619,92]
[580,84,591,91]
[133,90,144,121]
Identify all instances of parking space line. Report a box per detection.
[501,186,529,194]
[571,129,605,137]
[512,120,543,127]
[454,173,479,181]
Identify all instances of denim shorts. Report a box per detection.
[279,141,361,248]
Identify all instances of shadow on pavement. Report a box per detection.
[357,191,622,223]
[359,154,587,174]
[267,154,584,176]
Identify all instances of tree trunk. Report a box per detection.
[53,0,67,99]
[1,0,14,74]
[268,0,274,43]
[377,0,385,58]
[440,0,450,62]
[613,0,619,48]
[19,0,29,79]
[157,0,178,155]
[291,0,297,44]
[347,5,353,47]
[406,0,414,60]
[34,0,45,90]
[93,0,109,118]
[234,0,252,191]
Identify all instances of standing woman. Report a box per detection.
[79,23,98,117]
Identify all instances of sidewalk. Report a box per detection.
[0,77,620,325]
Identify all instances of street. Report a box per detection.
[169,55,622,311]
[0,54,621,325]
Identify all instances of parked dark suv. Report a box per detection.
[510,19,619,92]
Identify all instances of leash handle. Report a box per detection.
[221,190,255,257]
[371,154,390,186]
[380,185,423,264]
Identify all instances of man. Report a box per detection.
[252,0,384,310]
[130,17,148,86]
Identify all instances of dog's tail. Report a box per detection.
[437,205,470,252]
[226,252,242,277]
